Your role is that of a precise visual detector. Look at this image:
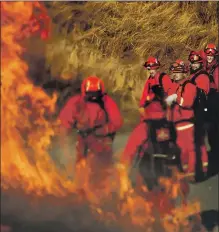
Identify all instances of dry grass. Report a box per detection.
[44,1,218,128]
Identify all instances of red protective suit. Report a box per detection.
[139,72,173,120]
[172,80,208,175]
[59,93,123,164]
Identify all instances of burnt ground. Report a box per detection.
[1,134,219,232]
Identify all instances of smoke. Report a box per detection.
[0,133,127,232]
[1,194,122,232]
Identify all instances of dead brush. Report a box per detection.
[45,1,218,127]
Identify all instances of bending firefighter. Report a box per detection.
[59,76,123,184]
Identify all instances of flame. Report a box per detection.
[1,1,75,196]
[1,2,203,231]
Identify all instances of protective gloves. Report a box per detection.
[165,94,177,106]
[139,107,145,115]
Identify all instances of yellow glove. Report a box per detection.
[76,121,87,130]
[139,107,145,115]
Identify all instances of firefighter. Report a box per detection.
[166,53,209,178]
[188,51,210,177]
[204,44,219,160]
[188,51,210,93]
[204,43,219,91]
[139,56,174,120]
[123,56,175,165]
[167,59,208,180]
[58,76,123,183]
[165,51,210,104]
[121,57,178,190]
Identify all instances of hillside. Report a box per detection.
[26,1,219,130]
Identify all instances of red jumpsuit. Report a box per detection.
[59,94,123,165]
[172,80,208,175]
[139,72,173,120]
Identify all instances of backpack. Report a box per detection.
[151,72,167,100]
[149,72,169,111]
[84,93,116,140]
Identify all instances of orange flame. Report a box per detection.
[1,1,75,196]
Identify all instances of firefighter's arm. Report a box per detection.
[139,80,155,115]
[168,82,180,96]
[162,75,177,106]
[176,83,196,108]
[195,74,210,95]
[58,95,79,129]
[139,80,150,107]
[161,74,174,95]
[95,96,123,136]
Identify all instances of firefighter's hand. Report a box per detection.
[139,107,145,116]
[76,127,93,137]
[165,94,177,106]
[94,125,107,136]
[76,129,88,138]
[76,122,86,130]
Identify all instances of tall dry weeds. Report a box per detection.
[44,1,218,128]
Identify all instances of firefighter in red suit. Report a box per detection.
[59,76,123,174]
[167,60,208,180]
[187,51,210,94]
[204,44,219,91]
[188,51,209,176]
[165,51,210,101]
[203,44,219,158]
[121,57,180,195]
[139,56,173,120]
[122,57,174,165]
[166,53,209,178]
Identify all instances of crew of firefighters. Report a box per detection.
[59,43,219,185]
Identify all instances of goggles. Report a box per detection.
[170,63,187,73]
[143,63,160,70]
[204,48,218,56]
